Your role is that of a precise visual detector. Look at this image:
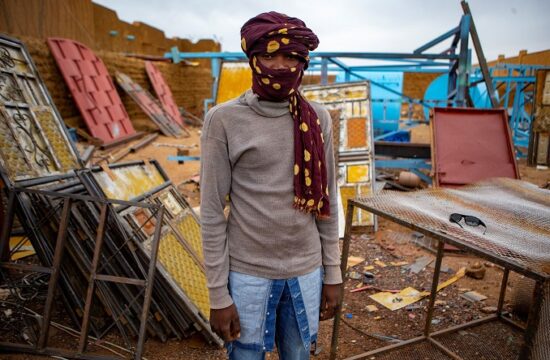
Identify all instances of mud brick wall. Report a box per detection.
[19,36,212,133]
[0,0,220,57]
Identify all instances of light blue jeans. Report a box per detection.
[227,267,323,360]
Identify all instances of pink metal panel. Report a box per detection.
[114,72,182,137]
[431,107,519,187]
[145,61,184,126]
[47,37,137,145]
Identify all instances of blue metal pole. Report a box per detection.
[321,57,329,85]
[455,14,471,106]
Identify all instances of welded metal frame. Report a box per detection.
[0,34,82,183]
[0,187,164,360]
[330,198,548,360]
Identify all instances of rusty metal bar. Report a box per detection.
[135,207,164,359]
[497,268,510,314]
[427,337,464,360]
[519,280,546,359]
[0,342,117,360]
[0,190,16,262]
[499,315,527,331]
[0,262,52,273]
[78,204,109,353]
[13,187,158,209]
[330,201,356,360]
[424,240,445,336]
[344,335,426,360]
[100,131,145,150]
[37,197,72,350]
[94,274,146,286]
[429,314,498,337]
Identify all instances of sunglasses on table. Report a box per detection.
[449,213,487,235]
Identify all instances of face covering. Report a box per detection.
[241,11,330,218]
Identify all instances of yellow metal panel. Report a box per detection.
[34,107,78,172]
[347,164,369,183]
[176,214,204,261]
[339,185,360,224]
[216,62,252,104]
[157,231,210,317]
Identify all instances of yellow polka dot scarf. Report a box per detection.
[241,12,330,218]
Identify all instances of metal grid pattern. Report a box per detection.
[532,281,550,360]
[119,184,216,342]
[303,82,375,227]
[156,231,210,317]
[354,178,550,275]
[0,35,80,183]
[433,321,523,360]
[47,37,138,146]
[114,72,182,137]
[145,61,184,126]
[359,341,453,359]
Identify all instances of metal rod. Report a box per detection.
[78,204,108,353]
[95,274,146,286]
[37,198,72,349]
[135,207,164,359]
[0,262,53,273]
[461,0,498,108]
[429,314,498,337]
[0,342,118,360]
[455,14,471,106]
[344,336,426,360]
[499,315,526,331]
[13,187,158,209]
[497,268,510,314]
[427,337,464,360]
[0,190,16,262]
[100,131,145,150]
[330,201,356,360]
[424,240,445,336]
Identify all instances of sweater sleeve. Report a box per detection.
[200,108,234,309]
[315,106,343,285]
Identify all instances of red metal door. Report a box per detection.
[145,61,184,127]
[47,38,137,146]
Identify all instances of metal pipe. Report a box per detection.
[37,198,72,349]
[330,201,355,360]
[424,240,445,336]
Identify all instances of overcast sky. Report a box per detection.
[94,0,549,62]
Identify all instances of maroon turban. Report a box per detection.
[241,12,330,219]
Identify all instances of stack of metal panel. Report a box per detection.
[0,34,220,359]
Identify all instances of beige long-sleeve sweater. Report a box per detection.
[200,89,341,309]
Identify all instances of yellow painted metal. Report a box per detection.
[93,164,165,200]
[175,214,204,261]
[157,231,210,318]
[216,62,251,104]
[347,164,369,183]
